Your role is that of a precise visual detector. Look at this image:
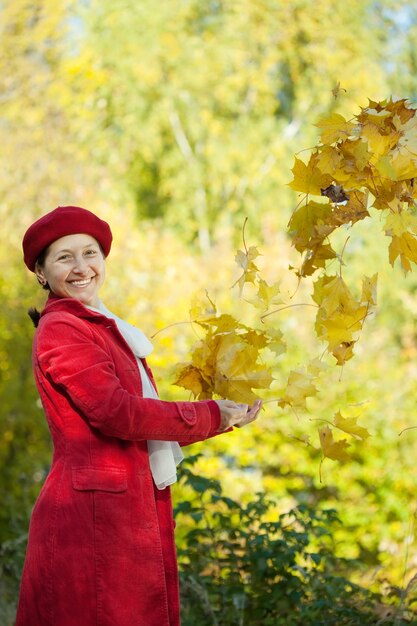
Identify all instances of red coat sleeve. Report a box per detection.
[35,313,221,444]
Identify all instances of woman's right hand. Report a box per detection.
[215,399,262,431]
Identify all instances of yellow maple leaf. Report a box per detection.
[215,334,272,403]
[320,312,365,349]
[331,190,369,227]
[298,243,337,277]
[361,123,399,162]
[332,341,355,365]
[319,426,350,462]
[333,411,370,440]
[388,99,415,124]
[313,275,371,362]
[313,275,354,316]
[288,156,332,196]
[384,212,417,237]
[190,295,240,333]
[174,364,206,398]
[331,82,347,100]
[315,145,343,174]
[394,114,417,156]
[265,327,286,356]
[388,232,417,272]
[361,274,378,307]
[288,201,334,253]
[361,107,392,126]
[278,368,318,410]
[233,246,261,294]
[315,113,355,145]
[389,149,417,181]
[307,358,328,376]
[189,292,217,323]
[339,138,372,172]
[249,278,282,311]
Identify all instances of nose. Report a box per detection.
[72,256,89,274]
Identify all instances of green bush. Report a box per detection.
[175,456,413,626]
[0,532,27,626]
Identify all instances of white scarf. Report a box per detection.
[88,301,184,489]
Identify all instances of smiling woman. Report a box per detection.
[35,234,106,307]
[16,205,262,626]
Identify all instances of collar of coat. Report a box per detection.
[41,293,110,322]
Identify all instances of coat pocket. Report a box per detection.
[72,466,128,492]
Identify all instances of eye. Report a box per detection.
[85,249,97,256]
[57,254,71,261]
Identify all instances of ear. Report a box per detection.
[35,264,47,286]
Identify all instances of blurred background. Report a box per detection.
[2,0,417,623]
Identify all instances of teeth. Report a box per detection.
[71,279,91,287]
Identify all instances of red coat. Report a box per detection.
[15,295,221,626]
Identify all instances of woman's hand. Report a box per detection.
[215,399,262,431]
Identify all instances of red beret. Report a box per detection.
[22,206,113,272]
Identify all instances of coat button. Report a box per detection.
[177,403,197,425]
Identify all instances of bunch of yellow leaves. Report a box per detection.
[289,98,417,275]
[174,294,284,404]
[312,273,377,364]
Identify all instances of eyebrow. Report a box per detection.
[53,242,100,256]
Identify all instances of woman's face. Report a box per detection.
[35,233,106,307]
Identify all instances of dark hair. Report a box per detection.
[28,248,49,328]
[28,307,41,328]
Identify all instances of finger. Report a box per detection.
[237,403,262,426]
[246,400,262,417]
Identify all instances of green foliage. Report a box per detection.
[0,534,27,626]
[175,456,410,625]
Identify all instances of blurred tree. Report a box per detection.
[74,0,404,248]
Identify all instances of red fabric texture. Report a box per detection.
[15,295,221,626]
[22,206,113,271]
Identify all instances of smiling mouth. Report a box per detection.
[69,278,94,287]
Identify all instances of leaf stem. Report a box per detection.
[261,302,318,322]
[398,425,417,437]
[242,217,249,255]
[150,320,193,339]
[339,236,350,278]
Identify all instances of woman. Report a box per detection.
[16,205,261,626]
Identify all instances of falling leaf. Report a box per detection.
[389,232,417,272]
[278,368,318,410]
[319,426,350,462]
[332,341,355,365]
[298,243,337,277]
[264,327,287,356]
[249,278,282,311]
[333,411,370,440]
[307,358,328,376]
[233,246,261,294]
[361,274,378,306]
[331,82,346,100]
